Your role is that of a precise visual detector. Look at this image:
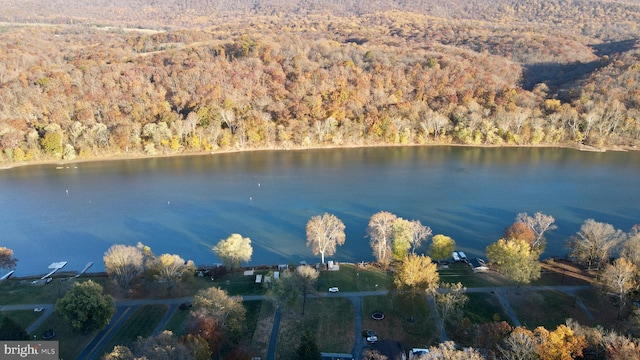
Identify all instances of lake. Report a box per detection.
[1,146,639,277]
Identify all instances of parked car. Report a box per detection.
[328,287,339,293]
[452,251,461,262]
[409,348,430,359]
[458,251,468,261]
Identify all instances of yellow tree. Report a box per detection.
[305,213,346,264]
[534,325,587,360]
[486,238,541,285]
[394,253,439,320]
[394,253,439,295]
[428,234,456,263]
[392,218,413,261]
[212,234,253,270]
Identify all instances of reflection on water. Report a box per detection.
[1,146,639,276]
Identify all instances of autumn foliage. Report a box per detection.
[0,1,639,164]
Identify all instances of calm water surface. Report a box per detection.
[1,146,639,276]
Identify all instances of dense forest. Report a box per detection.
[0,0,640,164]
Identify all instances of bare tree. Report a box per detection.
[149,253,196,296]
[419,341,483,359]
[433,282,468,331]
[516,212,557,252]
[103,244,143,295]
[305,213,346,264]
[598,258,638,319]
[296,265,319,315]
[266,270,300,310]
[220,108,237,135]
[367,211,397,267]
[621,225,640,267]
[212,233,253,270]
[568,219,626,270]
[409,220,432,254]
[193,287,246,333]
[105,330,211,360]
[499,327,538,360]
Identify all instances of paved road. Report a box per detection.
[266,308,281,360]
[350,296,364,360]
[0,285,593,359]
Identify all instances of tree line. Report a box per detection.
[1,10,639,164]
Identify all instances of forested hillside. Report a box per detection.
[0,0,639,164]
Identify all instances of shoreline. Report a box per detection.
[1,141,634,171]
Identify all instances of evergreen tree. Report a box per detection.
[296,331,321,360]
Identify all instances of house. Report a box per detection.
[469,258,489,273]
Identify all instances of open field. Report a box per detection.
[362,294,437,350]
[98,304,168,356]
[276,297,354,358]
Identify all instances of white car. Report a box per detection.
[452,251,461,262]
[409,349,430,360]
[34,307,44,312]
[328,287,339,293]
[458,251,468,261]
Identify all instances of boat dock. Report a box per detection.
[41,261,68,279]
[75,262,93,277]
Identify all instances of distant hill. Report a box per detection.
[0,0,638,165]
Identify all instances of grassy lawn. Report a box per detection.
[0,310,45,330]
[507,290,590,330]
[163,305,192,336]
[575,288,619,328]
[98,304,168,357]
[0,275,110,305]
[200,271,269,297]
[317,263,393,292]
[31,312,96,360]
[362,294,437,349]
[438,263,510,288]
[276,297,354,359]
[463,292,511,325]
